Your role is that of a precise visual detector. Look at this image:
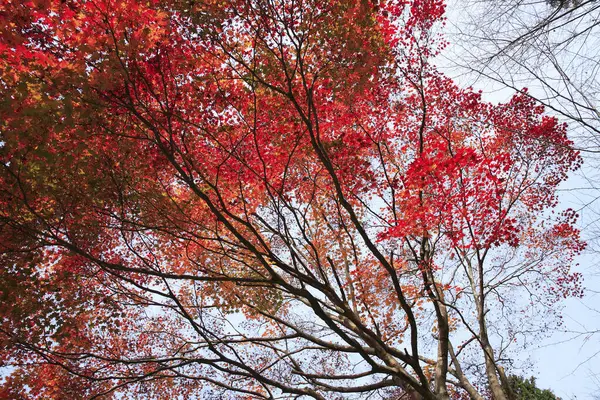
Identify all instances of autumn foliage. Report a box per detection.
[0,0,584,399]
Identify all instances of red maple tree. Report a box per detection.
[0,0,583,399]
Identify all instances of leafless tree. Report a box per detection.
[444,0,599,141]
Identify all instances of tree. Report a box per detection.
[443,0,600,380]
[0,0,584,399]
[444,0,600,141]
[508,375,560,400]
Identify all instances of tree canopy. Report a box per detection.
[0,0,584,399]
[508,375,560,400]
